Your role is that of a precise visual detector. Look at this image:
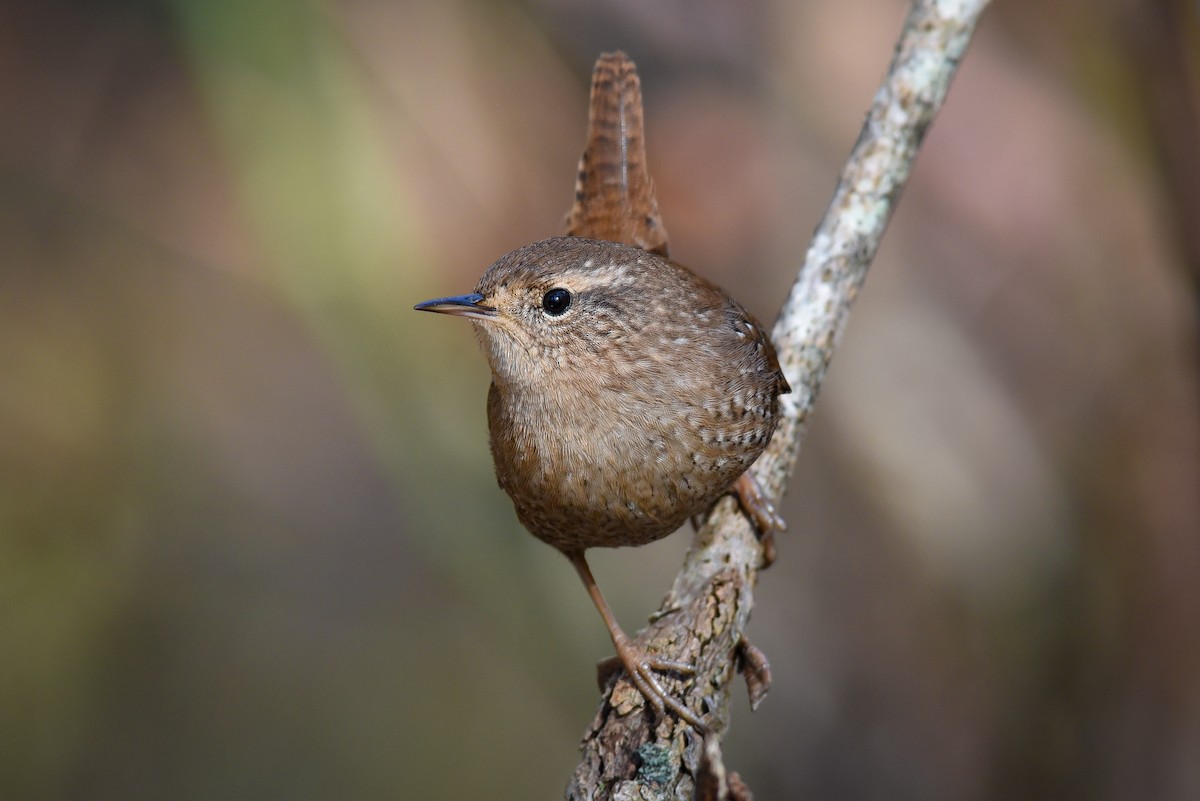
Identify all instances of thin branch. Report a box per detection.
[567,1,992,797]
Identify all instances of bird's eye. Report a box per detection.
[541,288,572,316]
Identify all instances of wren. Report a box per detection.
[414,237,789,728]
[414,52,788,730]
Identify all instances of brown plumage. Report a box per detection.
[476,237,787,553]
[565,53,668,256]
[413,52,788,731]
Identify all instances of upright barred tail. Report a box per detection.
[565,52,669,257]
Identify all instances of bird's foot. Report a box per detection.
[597,635,707,732]
[733,472,785,568]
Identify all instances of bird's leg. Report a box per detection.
[566,551,707,732]
[733,472,785,568]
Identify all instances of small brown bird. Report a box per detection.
[414,236,789,728]
[415,52,788,730]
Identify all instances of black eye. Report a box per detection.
[541,287,572,316]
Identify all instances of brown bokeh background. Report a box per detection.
[3,1,1198,799]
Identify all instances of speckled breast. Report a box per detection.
[486,369,782,553]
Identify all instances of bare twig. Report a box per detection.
[567,1,992,797]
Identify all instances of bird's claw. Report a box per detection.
[601,639,707,732]
[733,472,785,568]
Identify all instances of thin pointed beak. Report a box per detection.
[413,293,496,320]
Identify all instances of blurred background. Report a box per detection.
[2,0,1198,799]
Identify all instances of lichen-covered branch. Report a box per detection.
[567,1,992,798]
